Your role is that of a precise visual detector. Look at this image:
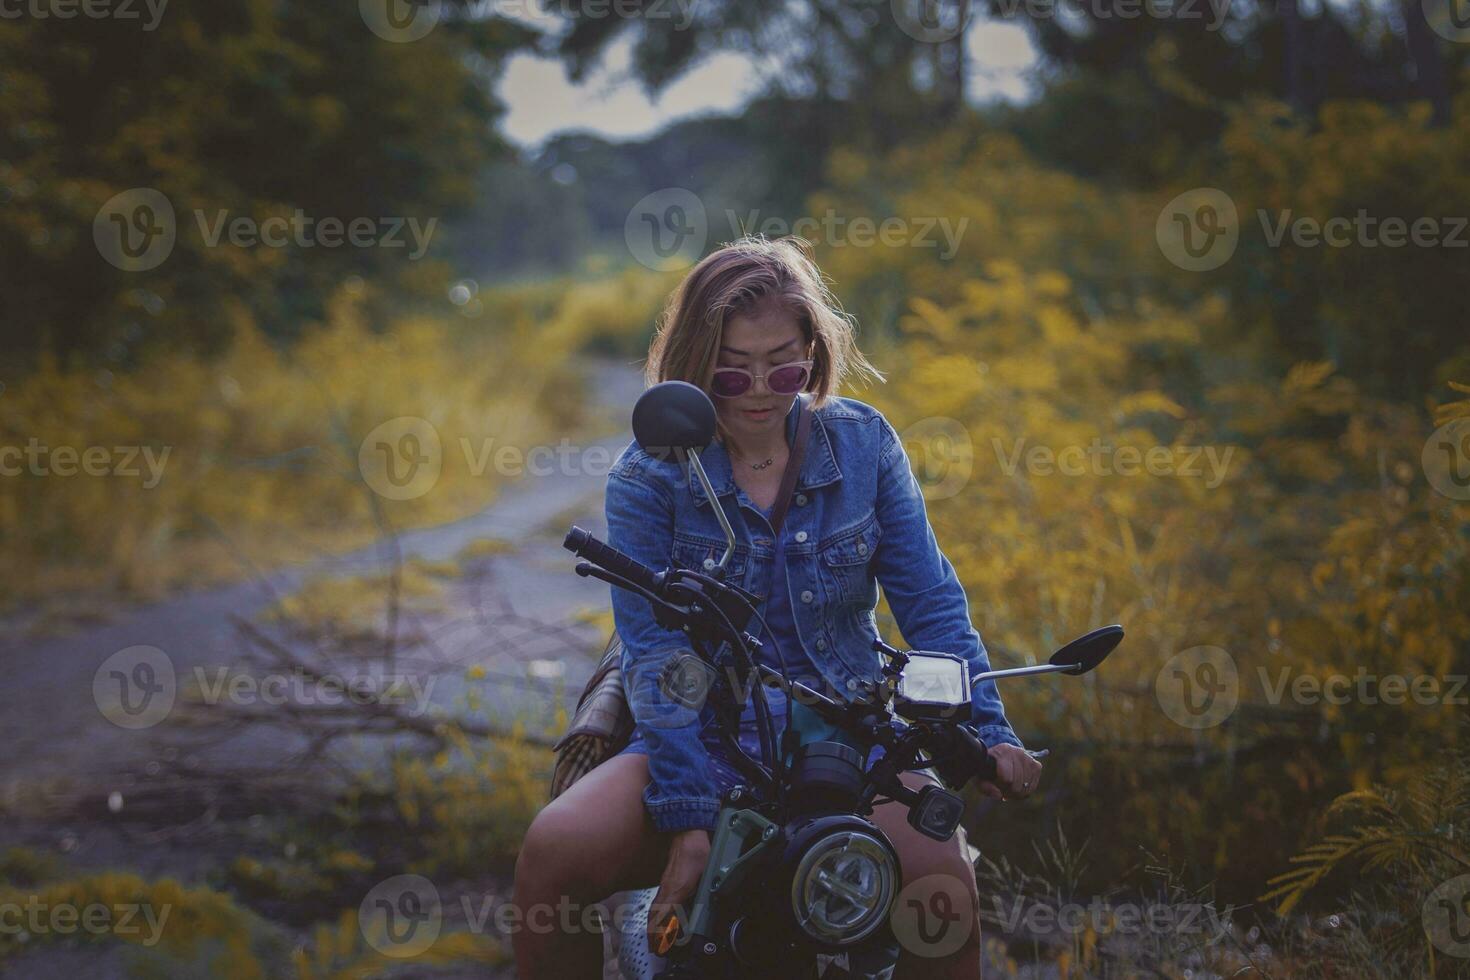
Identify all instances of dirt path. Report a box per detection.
[0,356,647,795]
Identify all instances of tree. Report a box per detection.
[0,1,537,366]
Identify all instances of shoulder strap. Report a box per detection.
[767,396,812,537]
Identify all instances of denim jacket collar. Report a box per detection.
[687,394,843,510]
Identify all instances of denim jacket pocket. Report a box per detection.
[818,514,882,604]
[671,534,750,583]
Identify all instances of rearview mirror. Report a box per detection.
[1048,625,1124,675]
[632,381,717,464]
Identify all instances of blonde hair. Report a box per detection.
[644,236,885,440]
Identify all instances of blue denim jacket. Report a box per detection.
[604,393,1023,833]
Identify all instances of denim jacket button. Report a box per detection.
[795,493,808,506]
[857,541,868,555]
[816,638,827,651]
[800,590,814,603]
[794,531,808,543]
[846,678,859,691]
[703,558,716,570]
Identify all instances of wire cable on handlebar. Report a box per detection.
[675,582,785,800]
[669,567,801,783]
[576,562,780,783]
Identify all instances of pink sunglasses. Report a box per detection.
[710,360,814,399]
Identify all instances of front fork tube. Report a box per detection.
[672,802,781,971]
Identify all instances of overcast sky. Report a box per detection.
[496,21,1039,147]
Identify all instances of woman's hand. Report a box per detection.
[978,743,1043,801]
[647,828,711,955]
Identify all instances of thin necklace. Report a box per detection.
[732,451,776,470]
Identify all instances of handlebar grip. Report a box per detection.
[953,725,998,782]
[564,526,664,596]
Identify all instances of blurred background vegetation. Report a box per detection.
[3,0,1469,976]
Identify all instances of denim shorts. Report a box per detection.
[615,675,889,795]
[617,729,751,795]
[616,701,776,795]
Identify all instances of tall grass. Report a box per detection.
[2,269,671,618]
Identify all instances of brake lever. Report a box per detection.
[573,562,696,634]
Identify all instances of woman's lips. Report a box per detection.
[742,408,774,419]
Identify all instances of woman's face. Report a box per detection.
[711,302,810,445]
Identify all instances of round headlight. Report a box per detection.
[789,830,897,945]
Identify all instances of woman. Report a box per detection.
[514,236,1040,979]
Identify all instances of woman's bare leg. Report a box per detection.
[513,753,666,979]
[870,771,984,980]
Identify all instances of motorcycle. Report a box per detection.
[562,380,1122,979]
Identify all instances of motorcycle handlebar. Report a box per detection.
[564,526,664,598]
[950,723,998,783]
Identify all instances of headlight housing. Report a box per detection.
[789,828,898,945]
